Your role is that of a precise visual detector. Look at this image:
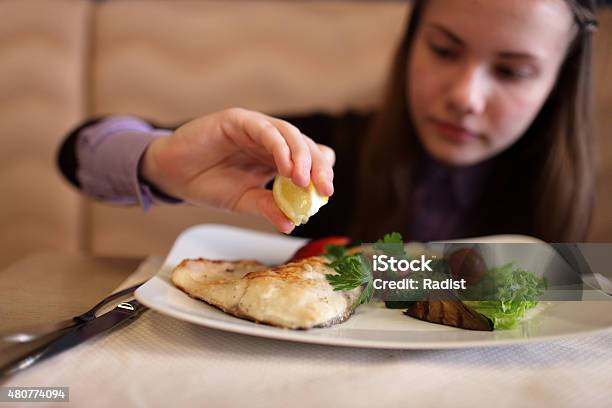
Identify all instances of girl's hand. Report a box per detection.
[139,108,335,234]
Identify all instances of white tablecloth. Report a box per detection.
[5,257,612,407]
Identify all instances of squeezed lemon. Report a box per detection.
[272,176,329,226]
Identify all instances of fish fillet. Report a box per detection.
[171,257,362,329]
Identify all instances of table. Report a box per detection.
[0,252,143,332]
[1,252,612,408]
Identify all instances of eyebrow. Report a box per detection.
[427,23,541,61]
[428,23,464,46]
[497,51,540,61]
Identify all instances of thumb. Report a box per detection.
[234,188,295,234]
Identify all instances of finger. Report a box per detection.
[269,118,312,188]
[318,143,336,166]
[232,111,293,178]
[304,136,334,196]
[234,188,295,234]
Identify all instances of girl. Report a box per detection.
[58,0,598,242]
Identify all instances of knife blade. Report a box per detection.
[0,299,147,380]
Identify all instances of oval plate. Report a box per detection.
[135,225,612,349]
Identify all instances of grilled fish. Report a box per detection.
[172,256,362,329]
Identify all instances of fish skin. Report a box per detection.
[172,256,362,329]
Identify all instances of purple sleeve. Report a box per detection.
[75,116,183,211]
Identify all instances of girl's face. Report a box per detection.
[408,0,576,166]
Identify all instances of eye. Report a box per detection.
[428,43,459,60]
[495,65,536,81]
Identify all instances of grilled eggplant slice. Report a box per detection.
[403,291,493,331]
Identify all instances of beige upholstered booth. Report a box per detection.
[0,0,610,268]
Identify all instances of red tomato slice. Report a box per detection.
[289,236,351,262]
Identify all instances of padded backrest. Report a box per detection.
[0,0,90,268]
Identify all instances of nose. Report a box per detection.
[446,65,488,117]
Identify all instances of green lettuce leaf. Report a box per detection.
[460,263,547,329]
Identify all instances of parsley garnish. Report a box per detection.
[373,232,407,257]
[377,232,403,245]
[326,254,367,291]
[324,232,404,309]
[325,252,374,309]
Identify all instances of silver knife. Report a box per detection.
[0,299,147,380]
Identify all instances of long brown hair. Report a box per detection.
[354,0,598,242]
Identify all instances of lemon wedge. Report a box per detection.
[272,176,329,226]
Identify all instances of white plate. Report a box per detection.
[135,224,612,349]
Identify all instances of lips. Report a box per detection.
[430,118,480,142]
